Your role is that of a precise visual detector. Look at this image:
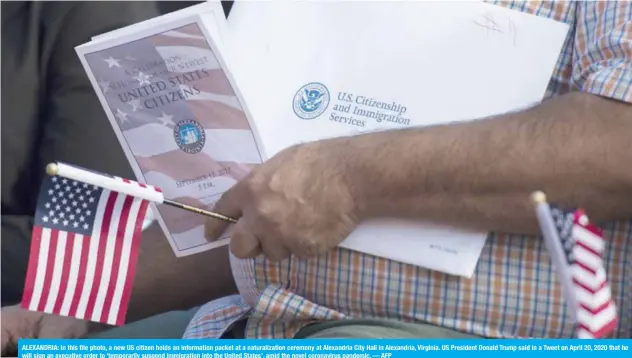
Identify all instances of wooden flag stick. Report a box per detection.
[162,199,237,223]
[46,162,238,224]
[530,189,578,319]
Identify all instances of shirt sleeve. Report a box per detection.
[572,1,632,103]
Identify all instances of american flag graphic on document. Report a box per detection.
[21,174,150,326]
[83,23,263,255]
[549,207,618,338]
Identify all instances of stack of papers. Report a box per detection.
[76,1,568,277]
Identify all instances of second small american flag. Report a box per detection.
[21,174,150,326]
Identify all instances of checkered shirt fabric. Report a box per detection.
[183,0,632,339]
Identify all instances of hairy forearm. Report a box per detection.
[345,92,632,234]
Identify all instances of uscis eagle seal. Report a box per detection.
[293,82,330,120]
[174,119,205,154]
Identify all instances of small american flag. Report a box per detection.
[21,173,150,326]
[549,206,618,338]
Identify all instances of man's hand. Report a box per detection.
[1,305,88,355]
[205,140,362,261]
[208,93,632,254]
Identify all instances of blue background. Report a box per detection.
[18,339,632,358]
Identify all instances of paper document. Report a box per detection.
[225,1,569,277]
[75,1,569,277]
[76,11,265,256]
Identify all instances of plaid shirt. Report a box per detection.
[184,0,632,339]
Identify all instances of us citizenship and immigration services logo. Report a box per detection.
[174,119,206,154]
[293,82,330,120]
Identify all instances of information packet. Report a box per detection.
[76,2,260,256]
[77,1,568,277]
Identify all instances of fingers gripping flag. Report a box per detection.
[21,169,157,326]
[537,198,619,338]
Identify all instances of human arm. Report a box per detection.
[205,2,632,260]
[350,92,632,235]
[206,92,631,260]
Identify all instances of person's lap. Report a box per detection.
[295,319,482,338]
[88,308,481,339]
[2,224,478,340]
[87,307,199,339]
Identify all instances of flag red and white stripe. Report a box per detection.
[21,173,157,326]
[570,210,618,338]
[533,194,618,339]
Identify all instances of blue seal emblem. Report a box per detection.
[293,82,330,120]
[174,119,205,154]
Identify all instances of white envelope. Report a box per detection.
[225,1,569,277]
